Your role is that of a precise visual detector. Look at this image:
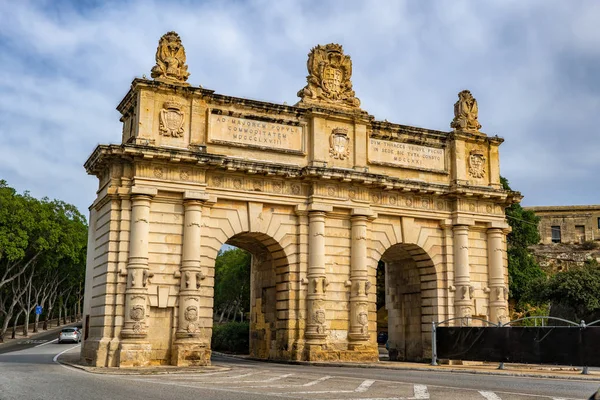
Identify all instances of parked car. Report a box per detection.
[58,327,81,344]
[377,331,388,345]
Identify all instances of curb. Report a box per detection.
[212,352,600,382]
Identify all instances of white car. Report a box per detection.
[58,328,81,344]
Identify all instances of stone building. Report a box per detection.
[524,205,600,245]
[81,32,517,368]
[524,205,600,272]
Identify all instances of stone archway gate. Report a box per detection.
[81,32,518,367]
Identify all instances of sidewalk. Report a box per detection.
[56,349,600,381]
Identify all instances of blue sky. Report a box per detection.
[1,0,600,214]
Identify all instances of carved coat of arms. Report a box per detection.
[297,43,360,108]
[329,127,351,160]
[451,90,482,132]
[468,149,486,178]
[159,101,185,138]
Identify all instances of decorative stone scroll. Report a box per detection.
[451,90,482,133]
[297,43,360,109]
[151,31,190,85]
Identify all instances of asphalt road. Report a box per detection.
[0,324,81,355]
[0,344,598,400]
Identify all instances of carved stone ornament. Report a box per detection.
[297,43,360,108]
[187,322,197,333]
[357,311,368,326]
[450,90,482,132]
[468,149,486,179]
[130,305,145,321]
[133,322,143,333]
[185,305,198,322]
[329,127,351,160]
[159,101,185,138]
[151,31,190,85]
[314,309,327,334]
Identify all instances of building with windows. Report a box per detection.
[524,205,600,245]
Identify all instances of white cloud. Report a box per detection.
[1,0,599,212]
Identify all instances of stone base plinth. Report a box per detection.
[304,344,379,363]
[171,343,211,366]
[118,342,153,367]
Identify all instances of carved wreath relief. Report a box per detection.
[159,101,185,138]
[297,43,360,108]
[329,127,351,160]
[130,305,145,321]
[468,149,486,179]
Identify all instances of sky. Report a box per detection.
[1,0,600,215]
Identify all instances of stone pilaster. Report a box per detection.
[453,223,474,322]
[172,191,210,366]
[487,224,509,324]
[304,204,332,351]
[119,186,156,367]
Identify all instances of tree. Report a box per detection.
[0,181,88,341]
[527,260,600,322]
[501,177,546,306]
[214,248,251,323]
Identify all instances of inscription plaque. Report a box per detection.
[368,139,445,171]
[210,114,303,153]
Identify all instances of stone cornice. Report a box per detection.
[84,144,518,204]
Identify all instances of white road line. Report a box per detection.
[240,373,294,383]
[303,375,332,386]
[52,344,81,363]
[479,391,502,400]
[35,338,58,347]
[356,379,376,392]
[412,384,430,399]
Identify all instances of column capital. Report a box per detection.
[452,217,474,227]
[486,221,510,230]
[183,190,210,202]
[351,207,376,219]
[307,203,333,213]
[130,186,158,198]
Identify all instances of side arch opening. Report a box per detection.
[377,243,436,362]
[212,231,289,360]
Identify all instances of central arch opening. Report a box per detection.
[212,232,288,359]
[377,243,434,362]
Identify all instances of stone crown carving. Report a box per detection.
[151,31,190,85]
[451,90,481,133]
[329,127,351,160]
[297,43,360,109]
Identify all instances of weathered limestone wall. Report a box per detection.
[81,33,517,368]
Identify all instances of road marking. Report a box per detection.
[35,338,58,347]
[356,379,376,392]
[479,391,502,400]
[303,375,332,386]
[240,373,294,383]
[411,384,429,399]
[52,344,80,363]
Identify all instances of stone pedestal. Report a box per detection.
[119,342,153,368]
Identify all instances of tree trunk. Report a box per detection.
[58,306,62,327]
[33,312,40,333]
[22,310,30,337]
[12,310,22,340]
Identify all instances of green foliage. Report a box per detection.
[528,260,600,322]
[211,322,249,353]
[501,177,545,304]
[214,248,251,319]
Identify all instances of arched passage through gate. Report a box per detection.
[214,232,290,360]
[378,243,437,362]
